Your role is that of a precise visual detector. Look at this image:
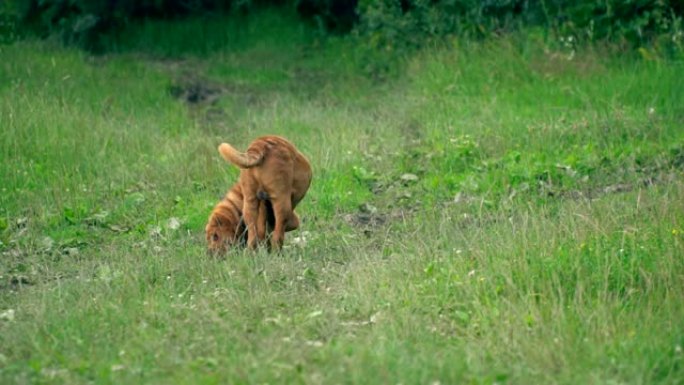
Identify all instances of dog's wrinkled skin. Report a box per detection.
[205,185,247,255]
[217,135,312,251]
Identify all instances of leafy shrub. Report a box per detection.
[0,1,20,44]
[12,0,272,50]
[355,0,683,52]
[12,0,357,50]
[295,0,358,32]
[356,0,527,51]
[555,0,682,51]
[9,0,683,59]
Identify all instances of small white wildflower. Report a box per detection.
[41,368,67,378]
[0,309,15,322]
[305,340,324,348]
[291,231,312,247]
[369,312,380,324]
[400,173,419,183]
[307,310,323,319]
[41,236,54,251]
[167,217,181,230]
[149,226,162,238]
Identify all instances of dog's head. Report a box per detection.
[205,202,244,255]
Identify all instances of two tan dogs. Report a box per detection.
[206,136,312,253]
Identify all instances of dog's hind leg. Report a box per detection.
[262,198,298,232]
[270,198,293,251]
[242,194,260,250]
[256,200,268,245]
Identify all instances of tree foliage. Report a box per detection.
[11,0,256,48]
[357,0,683,50]
[7,0,683,53]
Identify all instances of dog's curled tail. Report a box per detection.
[218,143,264,168]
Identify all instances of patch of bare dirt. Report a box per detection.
[0,275,33,292]
[169,77,224,105]
[557,174,674,200]
[342,202,412,235]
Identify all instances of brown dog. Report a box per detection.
[218,135,312,250]
[205,183,248,254]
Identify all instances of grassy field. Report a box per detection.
[1,9,684,385]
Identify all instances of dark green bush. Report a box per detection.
[296,0,358,32]
[555,0,682,47]
[12,0,359,50]
[10,0,683,56]
[12,0,275,50]
[1,1,20,44]
[355,0,682,50]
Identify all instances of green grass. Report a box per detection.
[1,9,684,385]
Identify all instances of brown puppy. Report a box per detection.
[205,184,248,254]
[218,135,312,250]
